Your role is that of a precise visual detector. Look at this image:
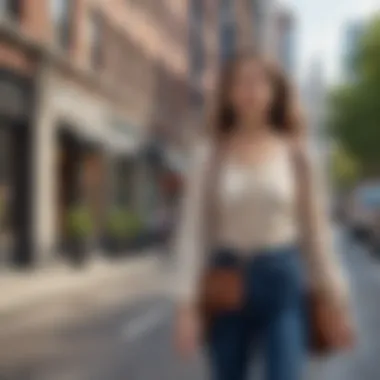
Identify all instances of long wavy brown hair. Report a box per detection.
[210,51,304,141]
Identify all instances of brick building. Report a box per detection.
[0,0,220,266]
[235,0,255,50]
[219,0,270,63]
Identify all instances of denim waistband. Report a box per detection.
[209,243,299,268]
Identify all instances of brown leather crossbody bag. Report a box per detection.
[291,145,355,354]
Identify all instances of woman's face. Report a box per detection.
[229,59,274,123]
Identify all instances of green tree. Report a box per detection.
[330,143,360,189]
[329,14,380,177]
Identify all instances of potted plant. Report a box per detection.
[105,209,128,256]
[66,204,94,267]
[124,211,144,250]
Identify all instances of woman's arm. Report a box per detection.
[294,142,349,305]
[173,139,212,305]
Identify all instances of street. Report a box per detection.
[0,234,380,380]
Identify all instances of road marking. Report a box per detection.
[122,307,169,342]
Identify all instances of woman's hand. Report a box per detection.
[174,303,202,358]
[326,303,355,348]
[314,295,356,351]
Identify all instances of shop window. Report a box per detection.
[219,0,236,62]
[0,0,21,20]
[190,87,204,113]
[50,0,73,50]
[0,128,10,183]
[220,23,236,62]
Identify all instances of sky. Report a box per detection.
[281,0,380,85]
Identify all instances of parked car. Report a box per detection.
[347,183,380,253]
[369,213,380,255]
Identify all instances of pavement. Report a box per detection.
[0,249,163,315]
[1,233,380,379]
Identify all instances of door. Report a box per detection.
[0,125,14,264]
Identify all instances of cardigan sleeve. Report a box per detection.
[296,146,349,305]
[172,139,212,303]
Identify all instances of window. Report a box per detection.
[251,0,263,51]
[219,0,234,24]
[0,0,21,20]
[50,0,72,49]
[359,186,380,208]
[189,0,204,81]
[190,0,202,28]
[219,0,236,62]
[88,11,104,70]
[190,87,204,112]
[220,23,236,62]
[0,127,10,184]
[190,38,204,81]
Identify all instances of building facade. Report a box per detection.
[250,0,277,58]
[302,59,330,166]
[0,0,42,266]
[342,20,365,81]
[301,59,334,204]
[273,5,296,77]
[0,0,205,266]
[218,0,258,63]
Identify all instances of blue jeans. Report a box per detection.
[207,245,307,380]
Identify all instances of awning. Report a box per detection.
[104,132,142,156]
[61,120,104,147]
[61,119,142,156]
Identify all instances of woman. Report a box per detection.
[174,52,352,380]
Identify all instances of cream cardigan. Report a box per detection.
[174,138,348,305]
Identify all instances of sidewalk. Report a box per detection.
[0,249,163,315]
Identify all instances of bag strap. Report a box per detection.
[288,139,316,264]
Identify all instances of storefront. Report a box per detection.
[105,117,143,212]
[0,69,34,266]
[140,139,185,217]
[49,79,110,252]
[40,75,145,257]
[56,125,105,245]
[139,138,166,216]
